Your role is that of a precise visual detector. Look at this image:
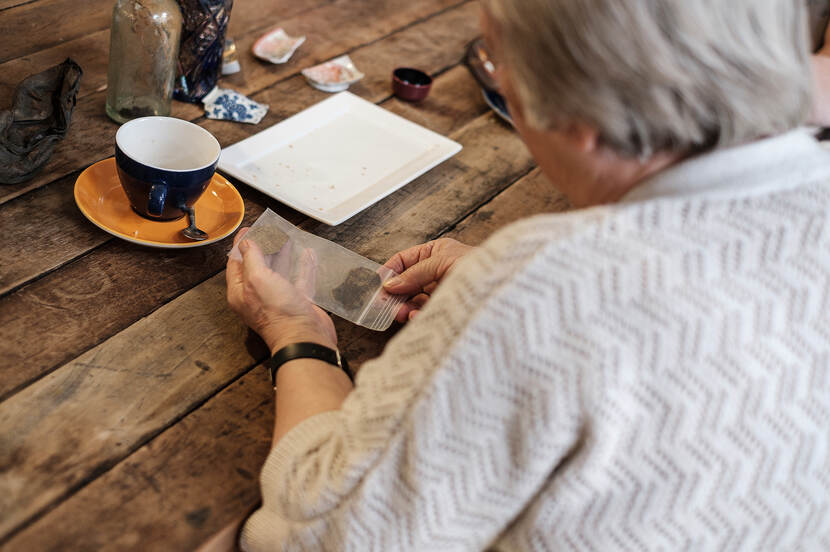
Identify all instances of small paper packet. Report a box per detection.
[252,28,306,64]
[202,86,269,124]
[229,209,405,331]
[302,55,364,92]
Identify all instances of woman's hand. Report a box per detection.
[382,238,475,322]
[226,228,337,354]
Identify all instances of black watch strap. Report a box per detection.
[266,342,352,387]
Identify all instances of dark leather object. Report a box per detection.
[0,58,82,185]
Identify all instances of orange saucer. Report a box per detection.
[74,158,244,248]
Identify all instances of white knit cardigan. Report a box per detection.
[242,130,830,551]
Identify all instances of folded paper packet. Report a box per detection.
[229,209,405,331]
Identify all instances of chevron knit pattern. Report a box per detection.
[241,130,830,551]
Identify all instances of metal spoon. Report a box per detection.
[181,205,208,241]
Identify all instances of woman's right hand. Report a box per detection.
[382,238,475,322]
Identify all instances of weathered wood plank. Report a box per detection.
[2,165,567,551]
[0,0,333,66]
[0,31,109,106]
[0,0,468,205]
[0,0,36,12]
[0,55,481,401]
[0,0,335,105]
[0,107,532,542]
[0,200,266,401]
[448,167,571,244]
[0,273,257,541]
[0,4,482,299]
[0,63,488,401]
[2,368,276,552]
[0,0,113,64]
[0,171,107,296]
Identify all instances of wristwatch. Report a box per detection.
[265,342,353,388]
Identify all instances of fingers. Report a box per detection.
[296,247,318,299]
[240,239,270,286]
[394,293,429,323]
[233,227,250,246]
[383,256,444,295]
[273,240,293,276]
[226,231,250,306]
[227,227,251,262]
[382,241,435,273]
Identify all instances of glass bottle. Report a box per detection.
[105,0,183,124]
[174,0,233,102]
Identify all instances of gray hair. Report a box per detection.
[484,0,812,157]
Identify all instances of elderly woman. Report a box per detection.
[226,1,830,549]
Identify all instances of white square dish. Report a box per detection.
[217,92,462,225]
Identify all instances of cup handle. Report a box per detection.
[148,181,168,217]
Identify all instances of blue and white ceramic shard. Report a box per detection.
[202,87,269,124]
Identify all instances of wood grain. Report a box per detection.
[0,63,491,401]
[0,3,482,301]
[0,0,333,66]
[0,200,265,401]
[2,166,570,551]
[0,0,517,544]
[0,0,37,12]
[0,0,113,64]
[0,0,469,206]
[2,362,276,552]
[0,272,257,540]
[0,0,336,105]
[448,168,571,244]
[0,171,107,296]
[0,109,532,542]
[0,31,109,107]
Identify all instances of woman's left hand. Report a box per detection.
[226,228,337,354]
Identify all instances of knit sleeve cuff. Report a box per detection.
[239,410,343,550]
[261,410,343,485]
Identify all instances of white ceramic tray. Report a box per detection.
[218,92,462,225]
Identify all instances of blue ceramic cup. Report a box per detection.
[115,117,221,220]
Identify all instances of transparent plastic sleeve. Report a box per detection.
[229,209,405,331]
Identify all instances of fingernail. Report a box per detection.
[385,276,402,288]
[239,239,250,253]
[409,310,419,320]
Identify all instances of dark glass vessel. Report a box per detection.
[174,0,234,102]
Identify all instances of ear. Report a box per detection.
[562,121,599,154]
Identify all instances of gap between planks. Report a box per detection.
[0,97,509,404]
[3,166,566,550]
[0,0,336,64]
[0,110,533,543]
[0,3,488,409]
[0,60,471,300]
[0,0,479,299]
[0,0,38,13]
[0,0,474,207]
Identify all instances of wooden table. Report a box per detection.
[0,0,567,548]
